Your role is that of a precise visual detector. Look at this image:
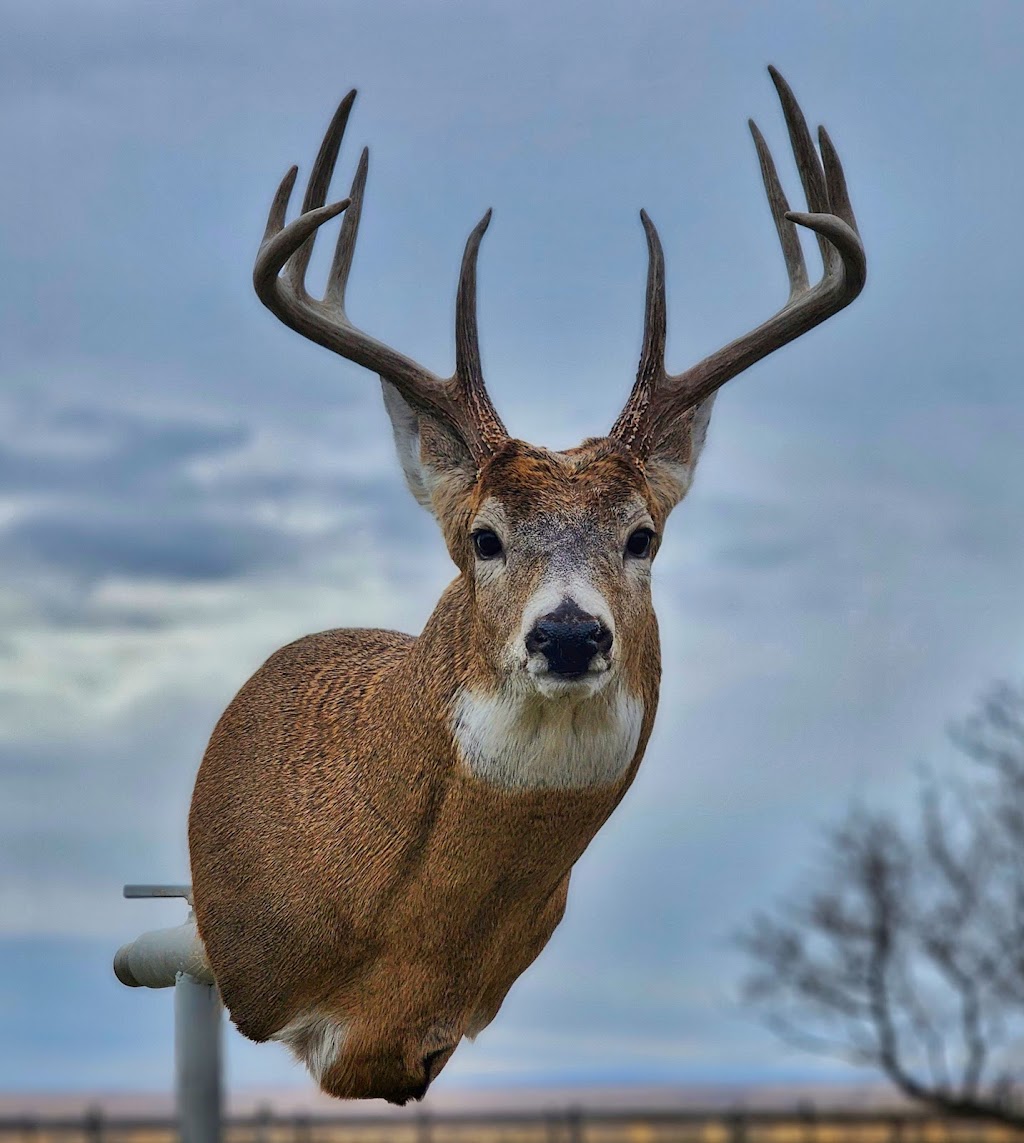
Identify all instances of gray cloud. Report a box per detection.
[4,509,282,582]
[0,411,247,493]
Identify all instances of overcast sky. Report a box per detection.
[2,0,1023,1103]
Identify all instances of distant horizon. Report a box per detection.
[0,1077,916,1119]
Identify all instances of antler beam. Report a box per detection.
[252,91,508,462]
[611,66,867,456]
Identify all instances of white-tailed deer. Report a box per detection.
[189,67,866,1104]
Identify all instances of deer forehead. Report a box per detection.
[471,443,655,547]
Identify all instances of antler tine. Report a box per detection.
[818,125,858,233]
[454,209,508,449]
[253,93,509,464]
[749,119,808,302]
[610,67,867,457]
[611,211,668,451]
[455,209,491,391]
[767,65,834,272]
[261,165,299,246]
[637,210,669,384]
[285,91,357,294]
[324,146,368,311]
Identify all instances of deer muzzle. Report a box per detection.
[525,599,614,678]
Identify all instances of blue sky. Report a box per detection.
[2,0,1024,1101]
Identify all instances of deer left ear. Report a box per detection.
[642,395,716,513]
[381,380,477,518]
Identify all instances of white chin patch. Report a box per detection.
[451,683,644,790]
[270,1010,348,1084]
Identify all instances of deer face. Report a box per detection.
[383,381,715,701]
[466,440,660,698]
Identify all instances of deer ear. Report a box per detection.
[381,381,477,517]
[643,394,716,512]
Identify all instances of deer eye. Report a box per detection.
[473,530,504,560]
[625,528,654,559]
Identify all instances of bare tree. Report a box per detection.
[738,684,1024,1124]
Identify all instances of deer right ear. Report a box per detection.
[642,393,716,513]
[381,381,477,518]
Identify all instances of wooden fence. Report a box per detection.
[1,1109,1022,1143]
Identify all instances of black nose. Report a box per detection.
[525,599,613,677]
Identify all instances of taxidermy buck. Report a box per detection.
[189,67,866,1104]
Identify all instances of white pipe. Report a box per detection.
[113,915,214,988]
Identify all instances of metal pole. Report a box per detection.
[115,885,222,1143]
[175,971,222,1143]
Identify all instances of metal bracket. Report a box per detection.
[123,883,194,904]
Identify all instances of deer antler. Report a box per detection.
[611,66,867,456]
[253,91,508,463]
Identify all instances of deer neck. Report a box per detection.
[404,576,650,792]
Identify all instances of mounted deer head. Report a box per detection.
[189,67,865,1104]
